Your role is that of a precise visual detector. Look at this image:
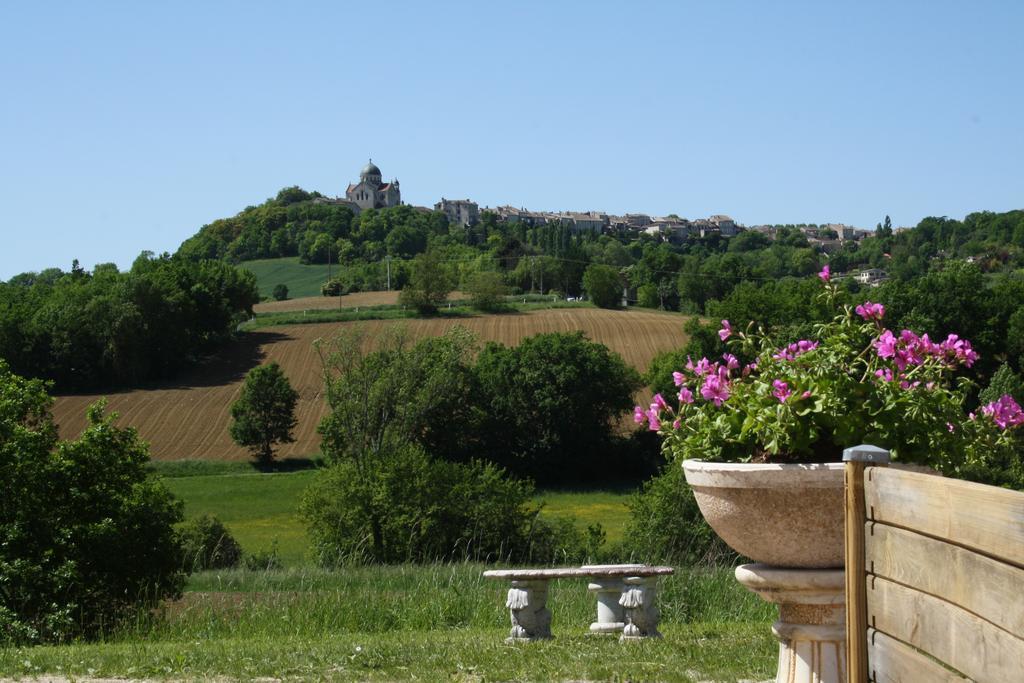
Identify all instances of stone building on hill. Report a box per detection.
[435,198,479,227]
[346,159,401,210]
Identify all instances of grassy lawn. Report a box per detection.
[0,566,776,681]
[162,469,636,566]
[240,257,331,299]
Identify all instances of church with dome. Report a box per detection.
[345,160,401,210]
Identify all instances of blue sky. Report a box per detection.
[1,1,1022,279]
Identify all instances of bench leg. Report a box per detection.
[619,576,662,640]
[505,579,552,642]
[588,579,627,634]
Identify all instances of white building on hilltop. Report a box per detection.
[346,159,401,211]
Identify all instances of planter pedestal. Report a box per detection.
[735,564,846,683]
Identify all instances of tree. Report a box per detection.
[0,361,184,643]
[465,270,507,312]
[229,362,298,465]
[399,249,452,314]
[473,332,642,483]
[582,264,622,308]
[316,326,482,466]
[272,283,289,301]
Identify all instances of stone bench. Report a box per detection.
[482,564,674,642]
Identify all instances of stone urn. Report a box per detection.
[682,458,848,683]
[681,459,846,568]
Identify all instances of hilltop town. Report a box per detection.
[315,159,884,281]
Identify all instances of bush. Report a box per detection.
[0,361,184,644]
[244,544,283,571]
[272,283,289,301]
[466,270,508,312]
[321,279,345,297]
[177,514,243,572]
[621,464,737,567]
[582,264,621,309]
[399,249,451,314]
[302,444,588,565]
[474,331,642,484]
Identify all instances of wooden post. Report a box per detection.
[843,444,890,683]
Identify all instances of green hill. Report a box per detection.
[241,257,331,299]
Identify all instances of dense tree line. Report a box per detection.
[0,254,259,391]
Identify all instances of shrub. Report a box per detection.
[177,514,243,572]
[474,331,642,484]
[399,249,451,314]
[621,464,737,567]
[272,283,289,301]
[321,279,345,297]
[582,264,621,309]
[301,444,588,565]
[244,543,283,571]
[0,361,184,644]
[466,270,508,312]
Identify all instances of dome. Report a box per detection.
[360,160,381,178]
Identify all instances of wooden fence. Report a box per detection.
[845,453,1024,682]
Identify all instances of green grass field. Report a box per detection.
[1,566,775,681]
[240,257,332,299]
[163,469,636,566]
[3,469,777,681]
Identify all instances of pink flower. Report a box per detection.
[801,390,812,399]
[646,408,661,431]
[678,386,694,404]
[742,361,757,377]
[818,264,831,282]
[633,405,645,424]
[700,375,730,407]
[693,357,713,376]
[673,371,685,387]
[773,340,819,361]
[653,393,669,411]
[938,334,979,368]
[981,395,1024,430]
[874,368,893,382]
[855,301,885,321]
[718,320,733,341]
[946,422,955,433]
[672,418,681,430]
[685,356,695,372]
[722,353,740,371]
[874,330,897,359]
[772,379,792,403]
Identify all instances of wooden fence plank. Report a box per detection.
[867,628,970,682]
[867,577,1024,682]
[867,523,1024,637]
[864,468,1024,567]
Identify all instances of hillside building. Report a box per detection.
[346,159,401,210]
[435,198,479,227]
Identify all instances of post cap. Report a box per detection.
[842,444,891,463]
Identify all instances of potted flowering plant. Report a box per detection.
[637,266,1024,568]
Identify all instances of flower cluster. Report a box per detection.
[874,329,978,372]
[638,272,1024,472]
[981,395,1024,430]
[773,340,819,362]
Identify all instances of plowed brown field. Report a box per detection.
[253,291,468,313]
[51,308,689,461]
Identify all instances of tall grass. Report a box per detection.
[0,564,776,682]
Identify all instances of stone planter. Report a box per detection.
[681,459,846,569]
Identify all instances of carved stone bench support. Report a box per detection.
[619,576,662,640]
[483,565,673,643]
[505,579,552,642]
